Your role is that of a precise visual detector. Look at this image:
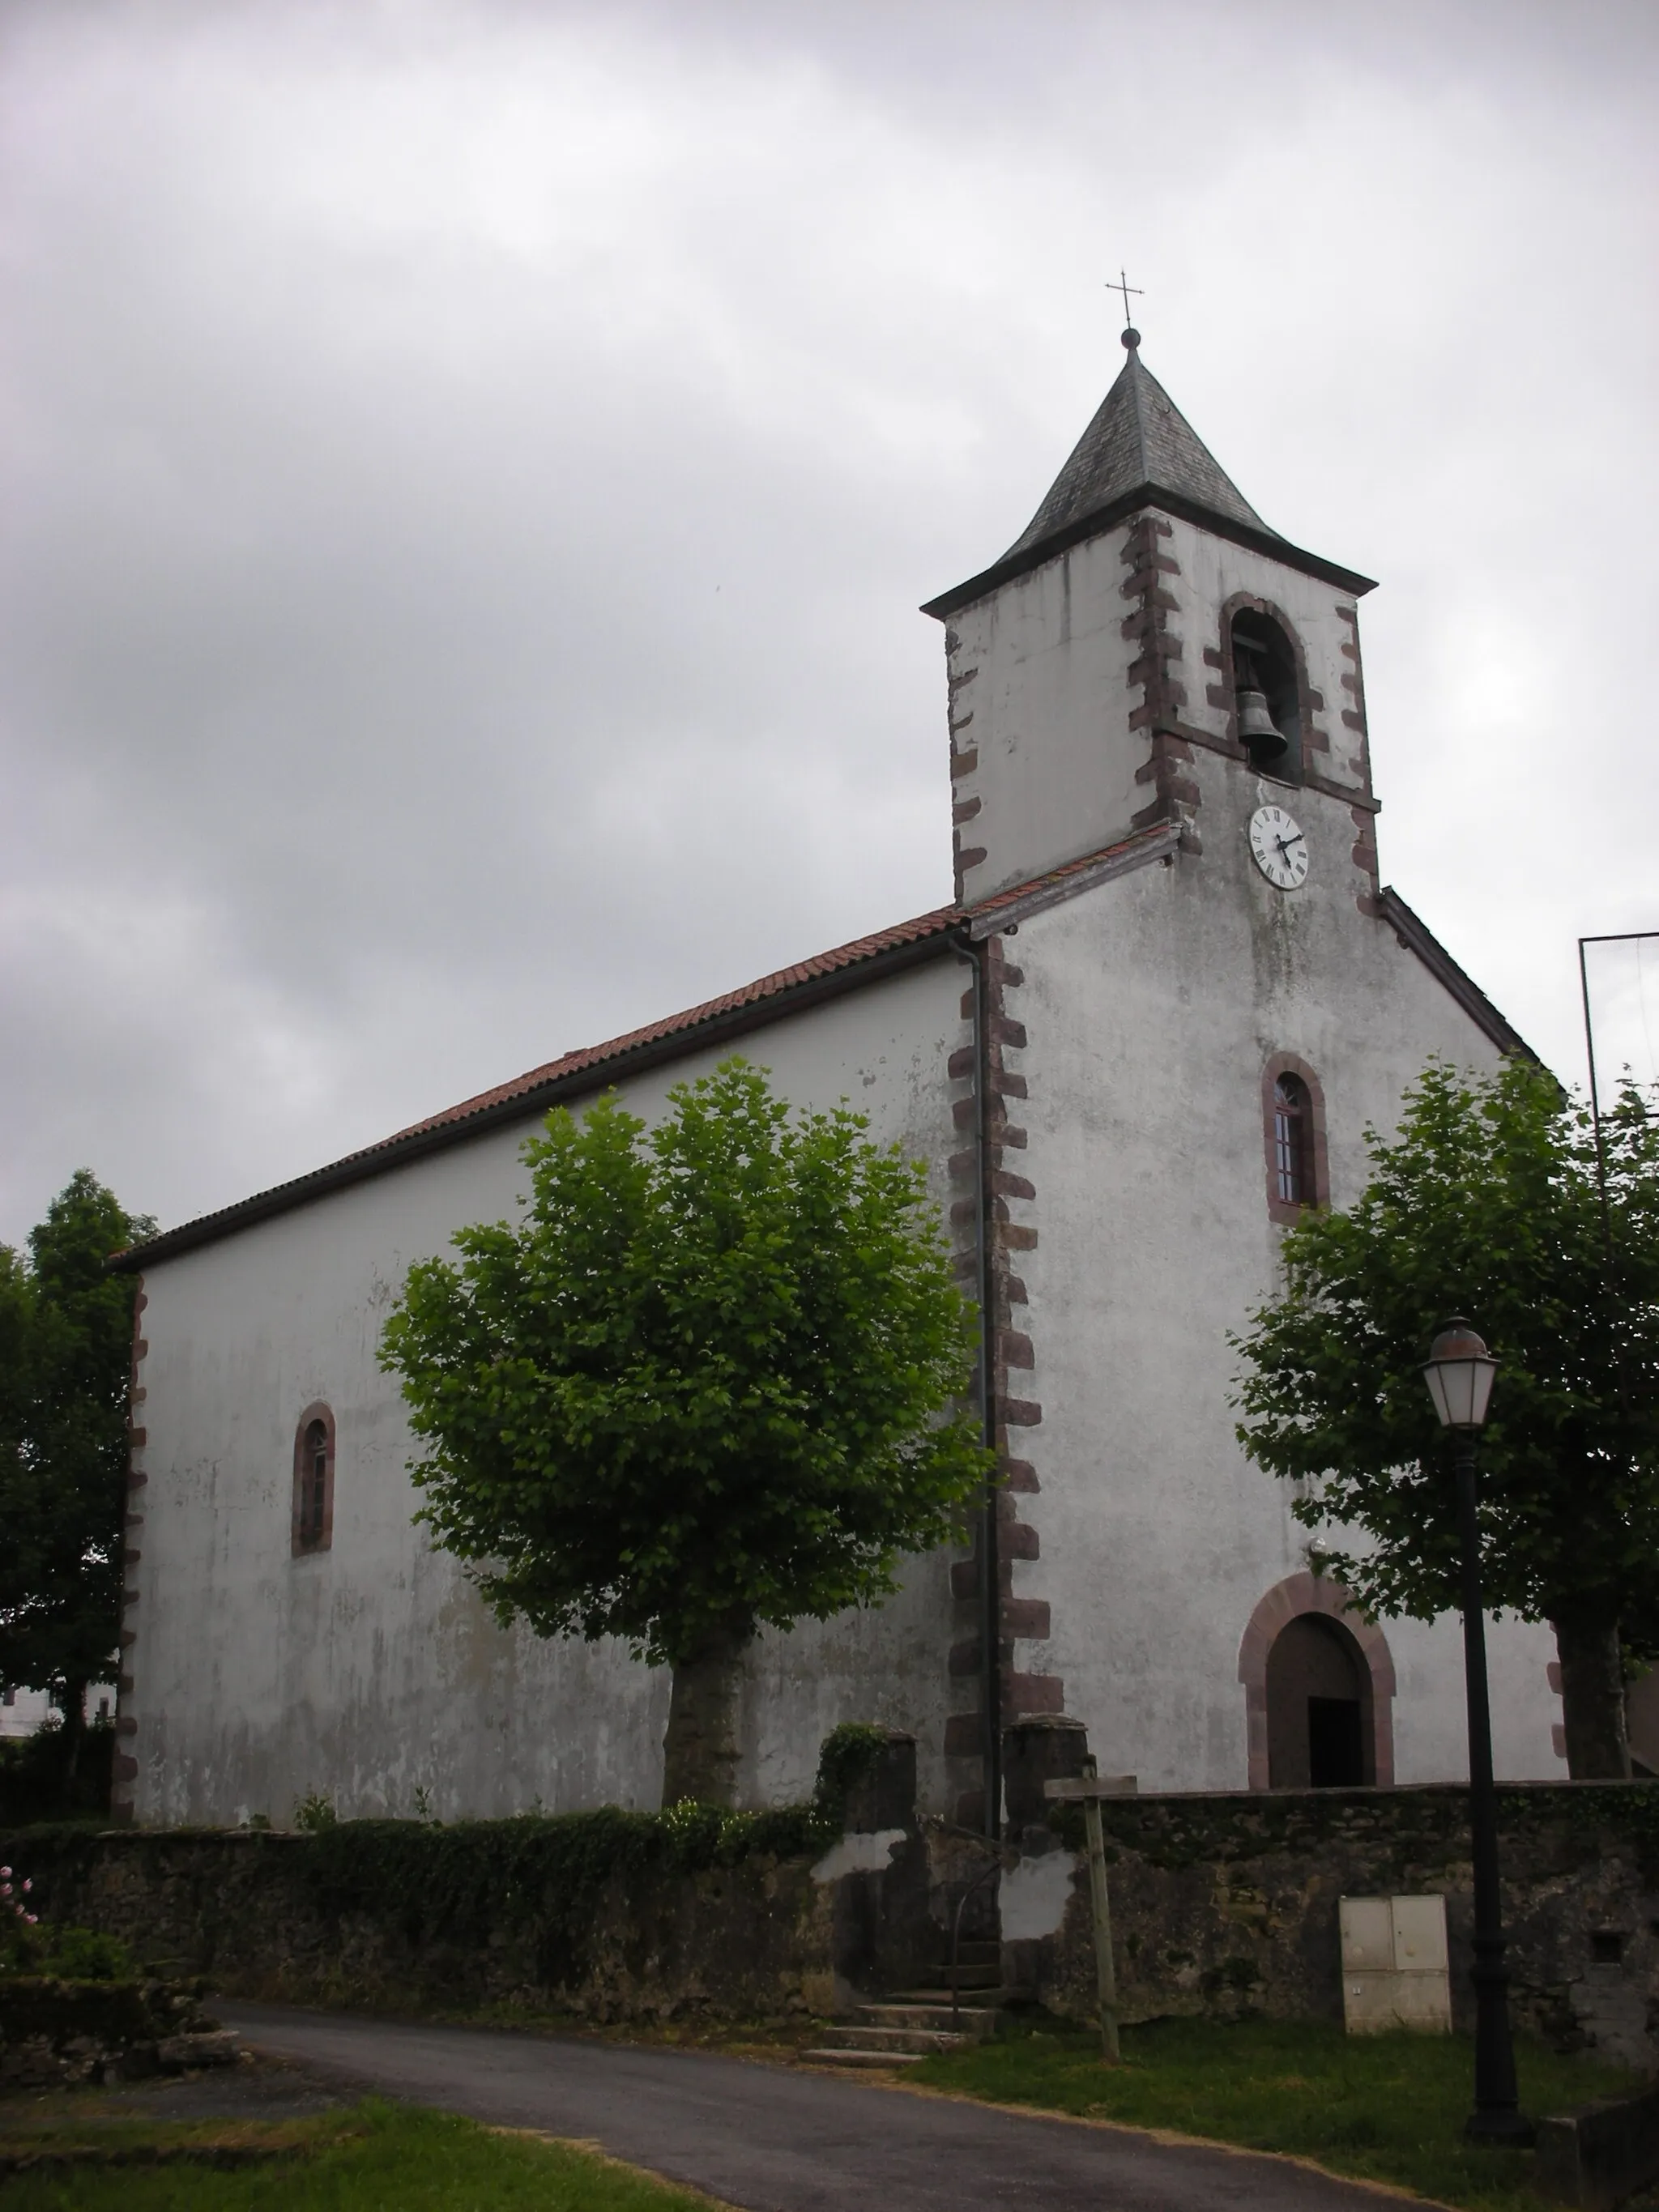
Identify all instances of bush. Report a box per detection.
[295,1724,894,1942]
[0,1718,114,1826]
[2,1855,134,1980]
[36,1923,135,1980]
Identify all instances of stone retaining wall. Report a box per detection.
[1001,1771,1659,2069]
[0,1976,220,2089]
[11,1769,1659,2061]
[2,1826,856,2022]
[2,1738,937,2027]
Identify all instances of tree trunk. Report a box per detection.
[661,1623,749,1808]
[61,1678,87,1785]
[1555,1615,1631,1779]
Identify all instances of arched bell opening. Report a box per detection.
[1230,607,1303,784]
[1265,1613,1373,1787]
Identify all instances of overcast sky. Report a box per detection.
[2,0,1656,1246]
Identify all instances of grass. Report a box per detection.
[907,2014,1649,2211]
[4,2014,1640,2212]
[0,2097,725,2210]
[0,2102,369,2163]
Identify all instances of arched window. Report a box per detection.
[1230,607,1303,784]
[292,1404,335,1556]
[300,1421,328,1541]
[1261,1055,1328,1223]
[1273,1074,1312,1206]
[1265,1614,1372,1787]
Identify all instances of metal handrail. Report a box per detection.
[948,1856,1004,2030]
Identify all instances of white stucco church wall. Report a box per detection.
[996,768,1558,1795]
[948,528,1144,900]
[116,328,1565,1829]
[127,957,969,1826]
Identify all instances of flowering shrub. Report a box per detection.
[2,1860,51,1976]
[0,1861,133,1981]
[2,1861,41,1944]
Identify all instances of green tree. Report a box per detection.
[381,1058,990,1805]
[1233,1059,1659,1779]
[0,1170,153,1771]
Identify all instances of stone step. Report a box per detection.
[820,2024,973,2055]
[910,1962,1002,1988]
[855,2003,999,2039]
[891,1983,1014,2006]
[801,2048,928,2069]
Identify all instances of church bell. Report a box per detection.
[1235,685,1287,764]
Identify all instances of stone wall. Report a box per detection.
[1000,1771,1659,2069]
[3,1825,840,2023]
[0,1977,226,2090]
[1,1738,939,2028]
[13,1769,1659,2061]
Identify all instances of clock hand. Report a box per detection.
[1276,832,1305,855]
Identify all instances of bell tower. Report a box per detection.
[923,329,1380,910]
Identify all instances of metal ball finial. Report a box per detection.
[1122,326,1141,350]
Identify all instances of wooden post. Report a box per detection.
[1045,1765,1137,2065]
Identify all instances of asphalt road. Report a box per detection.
[219,2001,1406,2211]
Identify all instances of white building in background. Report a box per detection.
[0,1688,54,1741]
[112,331,1562,1829]
[0,1686,116,1741]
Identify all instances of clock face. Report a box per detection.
[1248,803,1309,890]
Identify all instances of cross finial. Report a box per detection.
[1107,268,1143,349]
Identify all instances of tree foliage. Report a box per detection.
[380,1059,989,1672]
[1232,1058,1659,1651]
[0,1171,153,1733]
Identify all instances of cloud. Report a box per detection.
[1,0,1655,1240]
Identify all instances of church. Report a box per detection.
[112,329,1563,1830]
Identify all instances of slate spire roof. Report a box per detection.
[1004,331,1275,561]
[921,332,1374,618]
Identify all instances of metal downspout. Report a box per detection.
[955,927,1002,1839]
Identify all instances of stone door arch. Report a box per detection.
[1239,1571,1396,1789]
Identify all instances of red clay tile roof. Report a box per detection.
[378,905,961,1150]
[109,819,1527,1272]
[112,900,968,1270]
[374,822,1175,1154]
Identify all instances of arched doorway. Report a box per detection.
[1265,1613,1371,1787]
[1237,1571,1396,1790]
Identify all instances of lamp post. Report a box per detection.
[1422,1319,1533,2147]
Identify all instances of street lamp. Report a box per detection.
[1422,1319,1533,2147]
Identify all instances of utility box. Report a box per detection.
[1339,1895,1452,2034]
